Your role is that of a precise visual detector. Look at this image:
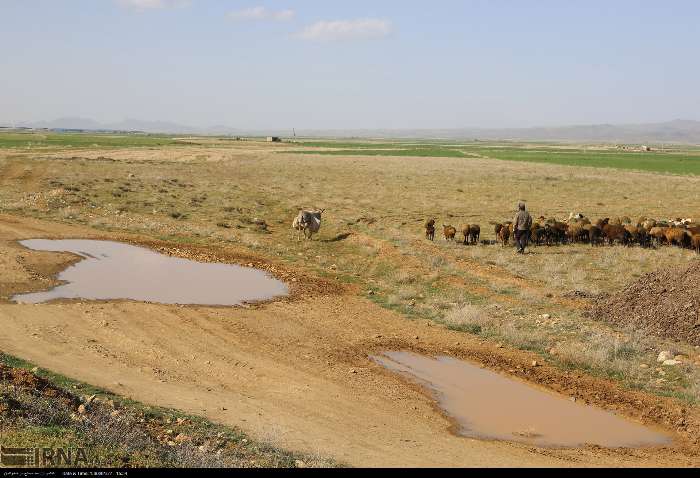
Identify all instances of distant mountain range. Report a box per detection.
[7,117,700,144]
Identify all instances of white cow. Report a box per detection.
[292,209,324,240]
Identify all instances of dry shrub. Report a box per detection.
[550,331,647,374]
[392,270,415,285]
[443,304,490,333]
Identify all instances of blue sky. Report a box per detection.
[2,0,699,129]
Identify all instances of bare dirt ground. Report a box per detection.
[1,214,699,467]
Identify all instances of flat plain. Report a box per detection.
[1,132,700,467]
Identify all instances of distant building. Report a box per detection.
[266,136,282,142]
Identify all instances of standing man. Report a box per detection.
[513,201,533,254]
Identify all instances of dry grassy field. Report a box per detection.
[1,134,700,466]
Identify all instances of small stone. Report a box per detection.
[295,460,306,468]
[110,410,120,417]
[640,364,649,369]
[496,343,504,349]
[539,314,551,320]
[77,404,87,415]
[531,360,539,367]
[367,290,375,296]
[349,369,357,374]
[85,394,97,404]
[657,351,674,363]
[31,367,39,373]
[663,359,681,366]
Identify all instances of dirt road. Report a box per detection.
[0,214,697,467]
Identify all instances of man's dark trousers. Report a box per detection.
[515,229,528,252]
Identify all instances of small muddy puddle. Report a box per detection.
[12,239,288,306]
[374,351,671,448]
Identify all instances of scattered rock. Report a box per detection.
[531,360,540,367]
[640,363,649,369]
[663,359,682,366]
[77,404,87,415]
[539,314,551,320]
[349,369,357,374]
[657,351,674,363]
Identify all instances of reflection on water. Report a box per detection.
[13,239,288,306]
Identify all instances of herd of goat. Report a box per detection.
[425,215,700,253]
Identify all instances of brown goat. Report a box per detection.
[460,224,471,245]
[530,224,546,245]
[566,223,588,243]
[687,225,700,236]
[443,224,457,241]
[692,234,700,254]
[425,218,436,241]
[603,224,630,245]
[665,227,690,248]
[585,224,603,246]
[469,224,481,244]
[649,226,667,246]
[496,222,511,246]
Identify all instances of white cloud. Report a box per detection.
[117,0,190,10]
[228,6,295,22]
[297,18,392,42]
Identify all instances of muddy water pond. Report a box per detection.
[374,351,671,448]
[12,239,288,306]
